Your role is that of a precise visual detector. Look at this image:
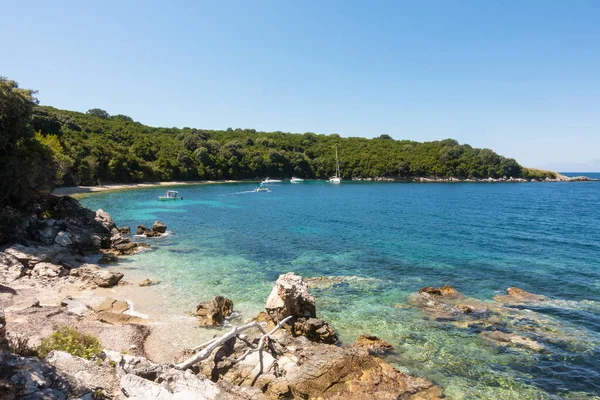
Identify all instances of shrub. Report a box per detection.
[7,333,37,357]
[38,326,102,359]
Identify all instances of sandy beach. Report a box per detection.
[52,180,248,196]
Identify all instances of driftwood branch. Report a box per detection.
[228,316,292,364]
[175,316,291,370]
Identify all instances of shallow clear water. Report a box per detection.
[80,177,600,399]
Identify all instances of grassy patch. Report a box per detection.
[38,326,102,359]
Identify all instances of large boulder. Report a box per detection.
[2,244,64,268]
[265,272,316,323]
[152,221,167,234]
[0,252,25,283]
[195,296,234,326]
[70,264,124,288]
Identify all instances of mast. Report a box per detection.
[335,146,340,178]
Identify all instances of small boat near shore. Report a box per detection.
[253,184,270,192]
[290,177,304,183]
[261,177,282,184]
[158,190,183,201]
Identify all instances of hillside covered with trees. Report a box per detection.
[30,105,553,187]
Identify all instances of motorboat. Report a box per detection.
[261,177,282,184]
[158,190,183,201]
[290,177,304,183]
[253,184,270,192]
[328,146,342,184]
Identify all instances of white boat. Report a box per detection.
[328,147,342,184]
[290,177,304,183]
[261,177,282,184]
[253,184,270,192]
[158,190,183,201]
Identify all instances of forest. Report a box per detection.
[29,105,552,187]
[1,76,554,209]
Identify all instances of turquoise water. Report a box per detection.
[81,178,600,399]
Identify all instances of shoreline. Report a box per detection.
[52,174,599,196]
[52,180,247,196]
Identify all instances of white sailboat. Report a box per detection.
[328,147,341,184]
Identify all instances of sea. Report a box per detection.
[80,173,600,399]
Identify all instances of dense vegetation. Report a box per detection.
[30,105,553,187]
[1,76,555,205]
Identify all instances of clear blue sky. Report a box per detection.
[3,1,599,170]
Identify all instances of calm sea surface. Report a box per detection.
[81,175,600,399]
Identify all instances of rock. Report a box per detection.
[291,317,339,344]
[493,287,548,304]
[95,209,116,232]
[2,244,63,268]
[32,262,64,278]
[98,312,146,325]
[0,252,25,283]
[138,279,160,287]
[113,242,150,255]
[95,298,129,314]
[98,253,119,264]
[54,231,73,247]
[61,297,91,316]
[195,296,234,326]
[353,334,394,355]
[39,225,58,245]
[110,232,130,246]
[136,225,150,235]
[144,230,162,238]
[418,284,462,298]
[152,221,167,234]
[45,350,120,397]
[118,226,131,234]
[481,330,544,351]
[72,264,124,287]
[265,272,316,323]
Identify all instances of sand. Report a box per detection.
[52,180,249,196]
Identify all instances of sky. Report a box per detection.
[2,0,599,171]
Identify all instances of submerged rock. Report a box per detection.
[138,278,160,287]
[353,334,395,355]
[493,287,548,304]
[195,296,234,326]
[265,272,316,323]
[481,330,544,352]
[418,284,462,298]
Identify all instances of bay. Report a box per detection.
[80,178,600,399]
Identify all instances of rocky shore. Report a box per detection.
[352,174,598,183]
[0,195,446,399]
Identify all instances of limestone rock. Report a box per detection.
[353,334,394,355]
[32,262,64,278]
[0,252,25,283]
[265,272,316,323]
[136,225,150,235]
[291,317,339,344]
[2,244,63,268]
[98,253,119,264]
[95,209,116,232]
[54,231,73,247]
[195,296,234,326]
[493,287,548,304]
[118,226,131,234]
[481,330,544,351]
[152,221,167,234]
[113,241,150,255]
[71,264,124,287]
[418,284,462,298]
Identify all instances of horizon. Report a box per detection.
[3,1,599,171]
